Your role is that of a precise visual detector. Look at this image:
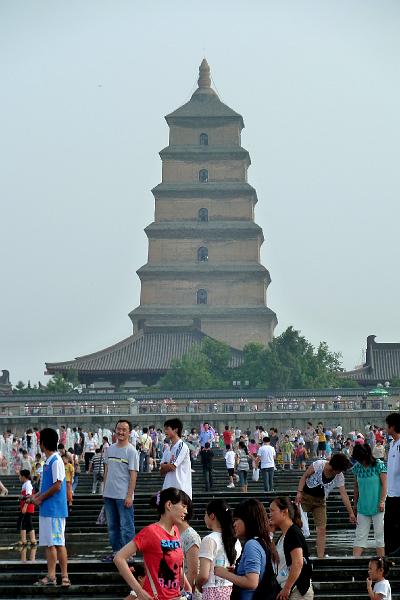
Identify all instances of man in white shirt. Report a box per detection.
[224,445,236,488]
[160,418,192,499]
[385,412,400,555]
[256,436,276,492]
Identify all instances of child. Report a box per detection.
[294,442,308,471]
[62,454,74,513]
[367,556,392,600]
[17,469,36,547]
[281,435,294,470]
[30,427,70,587]
[224,445,236,488]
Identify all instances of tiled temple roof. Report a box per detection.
[46,329,243,375]
[343,335,400,384]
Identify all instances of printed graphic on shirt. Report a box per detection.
[158,538,181,590]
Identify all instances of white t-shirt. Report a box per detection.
[306,460,344,497]
[374,579,392,600]
[225,450,236,469]
[22,480,33,496]
[336,426,343,436]
[387,438,400,497]
[199,531,242,588]
[162,439,192,499]
[257,444,276,468]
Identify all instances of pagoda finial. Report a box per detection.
[198,58,211,88]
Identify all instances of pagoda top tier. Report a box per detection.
[166,59,244,126]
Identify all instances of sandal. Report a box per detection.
[34,576,57,587]
[61,577,71,588]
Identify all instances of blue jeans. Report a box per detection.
[261,467,274,492]
[103,497,135,552]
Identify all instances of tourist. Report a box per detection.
[199,423,214,448]
[366,557,392,600]
[236,441,250,493]
[83,431,96,473]
[281,435,294,470]
[139,427,152,473]
[161,418,192,499]
[316,427,326,459]
[384,412,400,556]
[90,447,105,494]
[269,496,313,600]
[214,498,278,600]
[200,442,214,492]
[69,448,80,494]
[372,440,386,460]
[61,454,74,513]
[196,498,241,600]
[222,425,234,448]
[31,427,70,588]
[177,496,201,595]
[256,436,276,492]
[113,487,190,600]
[16,469,37,547]
[102,419,139,562]
[296,453,356,558]
[294,443,308,471]
[225,444,236,488]
[352,443,387,557]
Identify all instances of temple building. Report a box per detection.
[342,335,400,386]
[46,60,277,386]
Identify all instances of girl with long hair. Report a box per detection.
[196,499,241,600]
[269,497,313,600]
[214,498,278,600]
[114,487,190,600]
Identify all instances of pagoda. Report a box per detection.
[46,60,277,386]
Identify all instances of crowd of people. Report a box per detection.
[0,414,399,600]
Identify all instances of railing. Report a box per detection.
[0,396,398,418]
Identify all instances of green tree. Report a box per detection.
[45,373,74,394]
[159,353,216,390]
[201,338,231,382]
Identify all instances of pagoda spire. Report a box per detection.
[198,58,211,88]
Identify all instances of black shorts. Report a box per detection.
[227,468,234,477]
[318,441,326,451]
[17,513,34,533]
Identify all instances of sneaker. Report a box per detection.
[227,483,235,488]
[101,553,115,563]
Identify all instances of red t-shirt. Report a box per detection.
[134,523,183,600]
[222,430,232,446]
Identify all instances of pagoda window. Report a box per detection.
[197,246,208,262]
[199,169,208,183]
[198,208,208,222]
[197,289,208,304]
[200,133,208,146]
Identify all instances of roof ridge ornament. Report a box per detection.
[198,58,211,88]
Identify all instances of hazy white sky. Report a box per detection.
[1,0,399,385]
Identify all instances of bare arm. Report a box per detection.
[125,470,138,508]
[114,541,152,600]
[196,557,211,591]
[185,544,199,592]
[32,480,62,505]
[379,472,387,511]
[295,464,315,503]
[214,567,259,590]
[353,478,359,513]
[277,548,304,600]
[339,486,356,522]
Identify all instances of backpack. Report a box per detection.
[230,537,281,600]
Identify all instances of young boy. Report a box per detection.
[225,444,236,488]
[17,469,36,546]
[30,427,70,587]
[294,442,308,471]
[160,418,192,499]
[281,435,294,470]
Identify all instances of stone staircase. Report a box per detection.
[0,464,398,598]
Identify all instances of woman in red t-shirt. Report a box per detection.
[114,487,190,600]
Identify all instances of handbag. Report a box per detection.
[252,467,260,482]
